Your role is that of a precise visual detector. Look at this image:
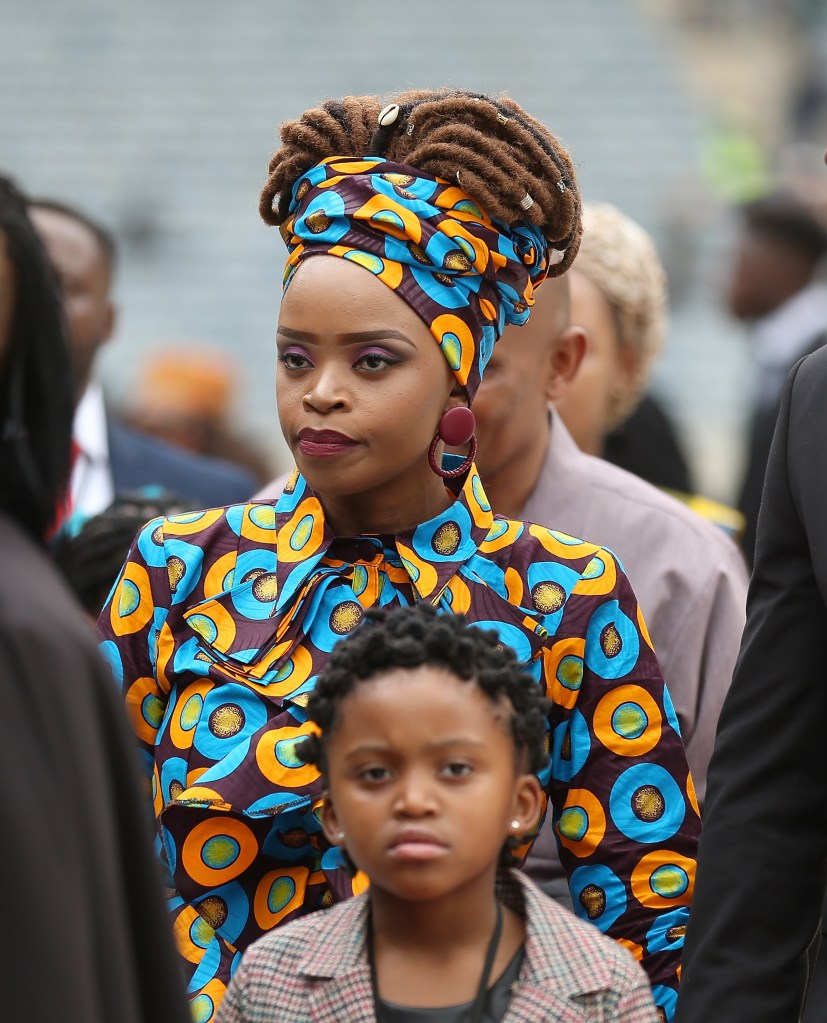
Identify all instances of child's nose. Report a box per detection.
[393,770,437,817]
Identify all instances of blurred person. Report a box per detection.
[556,202,744,541]
[675,154,827,1023]
[469,275,747,901]
[125,346,272,486]
[100,90,698,1021]
[556,203,690,487]
[676,323,827,1023]
[53,489,192,622]
[728,191,827,563]
[28,199,257,515]
[0,174,189,1022]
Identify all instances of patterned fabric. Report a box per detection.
[99,463,700,1022]
[281,156,550,401]
[215,870,659,1023]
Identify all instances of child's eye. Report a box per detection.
[279,350,313,370]
[357,765,391,783]
[440,762,472,779]
[354,350,397,372]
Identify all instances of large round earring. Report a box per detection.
[428,406,477,479]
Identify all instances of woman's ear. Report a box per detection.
[444,382,471,414]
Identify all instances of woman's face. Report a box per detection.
[554,269,632,456]
[276,255,455,507]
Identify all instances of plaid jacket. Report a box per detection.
[216,871,659,1023]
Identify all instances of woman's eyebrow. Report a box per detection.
[277,326,416,348]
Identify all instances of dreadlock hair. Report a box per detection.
[260,89,581,276]
[52,489,194,617]
[301,603,550,778]
[0,175,74,543]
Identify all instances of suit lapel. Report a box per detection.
[308,966,376,1023]
[503,982,592,1023]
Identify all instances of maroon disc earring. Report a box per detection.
[428,406,477,479]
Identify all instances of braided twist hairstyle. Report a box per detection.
[260,89,581,276]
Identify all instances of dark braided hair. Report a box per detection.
[301,603,550,777]
[0,175,74,543]
[52,489,193,616]
[260,88,581,276]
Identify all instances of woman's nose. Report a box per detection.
[301,364,349,413]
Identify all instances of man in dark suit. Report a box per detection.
[728,193,827,564]
[29,200,255,513]
[676,340,827,1022]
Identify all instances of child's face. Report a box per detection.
[321,664,543,903]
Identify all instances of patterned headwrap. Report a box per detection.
[280,156,552,402]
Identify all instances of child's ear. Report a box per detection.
[509,773,544,838]
[320,797,345,846]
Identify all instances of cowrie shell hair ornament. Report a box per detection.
[549,248,566,266]
[377,103,401,127]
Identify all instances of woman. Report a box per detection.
[100,91,699,1022]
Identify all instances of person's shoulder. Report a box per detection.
[241,897,364,971]
[515,872,648,986]
[107,418,256,504]
[567,450,743,563]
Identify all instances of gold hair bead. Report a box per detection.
[496,111,510,125]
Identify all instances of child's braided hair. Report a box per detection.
[260,88,581,276]
[300,602,550,777]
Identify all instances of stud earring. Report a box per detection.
[337,831,345,841]
[510,820,521,830]
[428,406,477,479]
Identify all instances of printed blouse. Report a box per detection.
[99,464,700,1023]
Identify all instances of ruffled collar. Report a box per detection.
[274,460,494,610]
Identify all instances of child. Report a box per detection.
[216,605,658,1023]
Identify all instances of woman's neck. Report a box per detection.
[316,467,455,537]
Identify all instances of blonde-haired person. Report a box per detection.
[559,202,743,538]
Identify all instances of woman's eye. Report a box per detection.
[441,762,472,779]
[279,351,312,370]
[355,351,396,372]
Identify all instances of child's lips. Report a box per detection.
[387,829,448,861]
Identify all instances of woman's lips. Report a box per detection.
[297,429,359,457]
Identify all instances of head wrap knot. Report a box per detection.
[280,156,551,401]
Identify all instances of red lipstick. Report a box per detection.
[297,428,359,457]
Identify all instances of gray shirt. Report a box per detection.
[523,410,747,894]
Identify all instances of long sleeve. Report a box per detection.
[542,545,701,1021]
[676,353,827,1023]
